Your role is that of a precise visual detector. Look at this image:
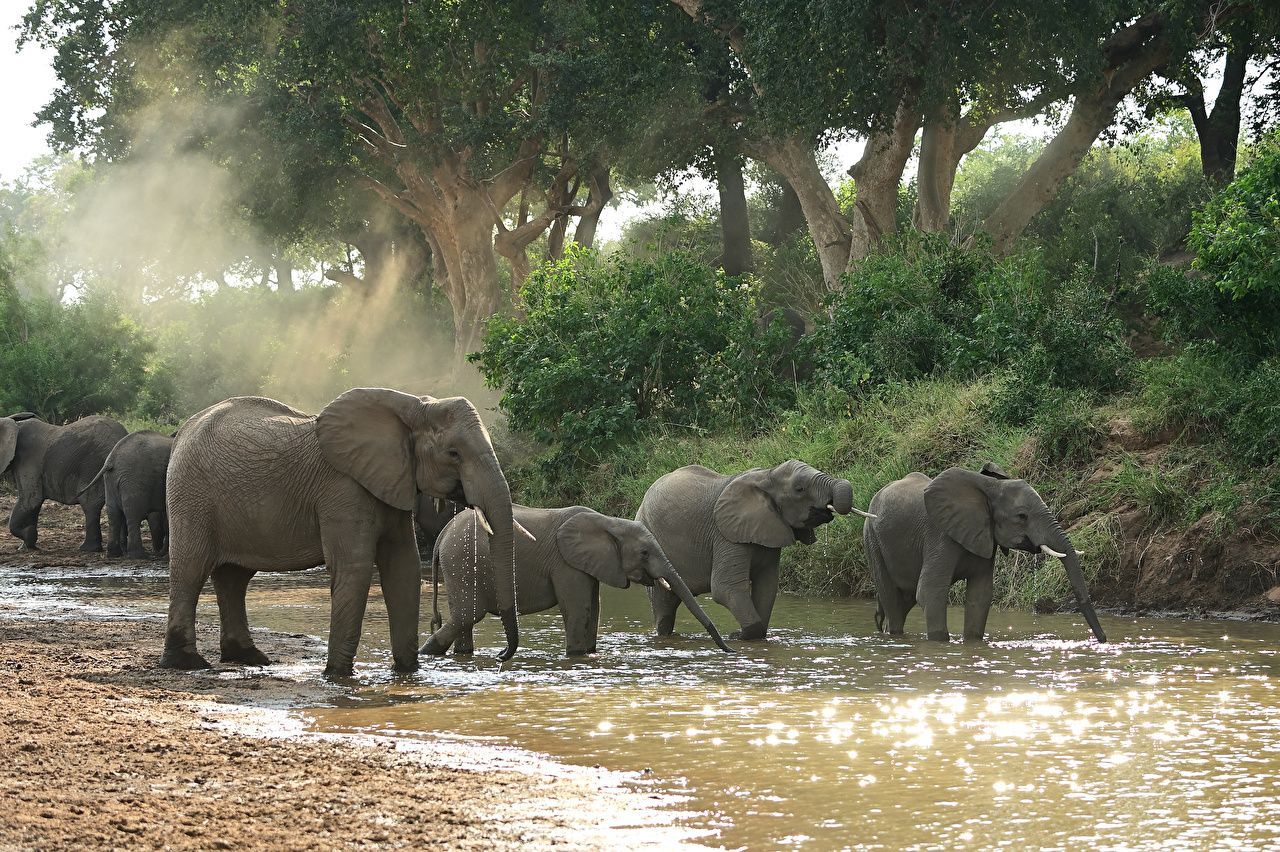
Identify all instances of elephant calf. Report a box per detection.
[637,460,872,641]
[81,430,173,559]
[421,505,732,657]
[864,463,1107,643]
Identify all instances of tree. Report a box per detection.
[22,1,686,357]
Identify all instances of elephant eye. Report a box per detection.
[446,448,462,460]
[794,483,805,493]
[1016,511,1029,522]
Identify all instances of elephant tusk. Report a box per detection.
[1040,544,1067,559]
[844,505,877,519]
[474,508,495,536]
[514,519,537,542]
[657,577,673,592]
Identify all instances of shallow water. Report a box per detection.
[4,562,1280,850]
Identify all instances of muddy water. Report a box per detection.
[4,563,1280,850]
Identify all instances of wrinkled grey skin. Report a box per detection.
[421,505,732,657]
[80,430,173,559]
[1,414,127,552]
[864,463,1106,643]
[414,493,465,558]
[637,460,857,640]
[160,389,520,677]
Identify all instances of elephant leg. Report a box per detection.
[420,619,463,656]
[552,571,598,656]
[106,502,126,558]
[125,513,148,560]
[159,544,216,670]
[963,569,994,642]
[375,519,421,674]
[79,498,105,553]
[149,511,168,558]
[9,496,42,550]
[648,583,681,636]
[453,624,476,656]
[212,564,270,666]
[750,551,781,635]
[711,544,765,640]
[916,561,953,643]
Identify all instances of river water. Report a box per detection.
[3,562,1279,850]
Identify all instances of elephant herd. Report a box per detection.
[0,387,1106,679]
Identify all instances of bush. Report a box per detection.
[1190,136,1280,298]
[472,249,794,463]
[0,284,153,421]
[805,235,1131,414]
[1136,261,1280,359]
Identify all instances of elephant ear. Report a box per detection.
[979,461,1012,480]
[0,418,17,475]
[923,467,995,558]
[315,388,423,511]
[556,511,629,588]
[713,468,794,548]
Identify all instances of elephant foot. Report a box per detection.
[79,541,103,554]
[126,549,148,560]
[323,662,356,679]
[927,630,951,642]
[158,646,212,670]
[419,637,449,656]
[220,642,272,666]
[17,542,39,552]
[566,648,596,657]
[106,545,123,558]
[728,622,766,641]
[962,633,987,643]
[392,655,419,673]
[453,644,475,657]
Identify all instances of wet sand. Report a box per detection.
[0,498,682,850]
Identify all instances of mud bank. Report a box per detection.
[0,613,684,850]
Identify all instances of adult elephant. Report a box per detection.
[1,413,127,551]
[80,430,173,559]
[160,388,524,677]
[421,505,732,657]
[637,461,870,640]
[863,464,1106,643]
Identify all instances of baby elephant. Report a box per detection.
[421,505,732,657]
[864,463,1106,643]
[80,430,173,559]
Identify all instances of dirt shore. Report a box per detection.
[0,498,683,850]
[0,612,681,850]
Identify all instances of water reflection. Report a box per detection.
[4,564,1280,849]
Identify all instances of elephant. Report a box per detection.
[159,388,527,677]
[413,492,464,558]
[421,505,732,657]
[1,413,127,551]
[863,463,1107,643]
[80,430,173,559]
[636,460,870,640]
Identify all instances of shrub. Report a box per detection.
[1190,136,1280,298]
[472,248,793,463]
[1135,261,1280,359]
[0,284,153,421]
[806,236,1131,414]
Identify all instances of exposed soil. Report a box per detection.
[0,492,681,850]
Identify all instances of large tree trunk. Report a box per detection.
[715,144,753,276]
[434,212,503,359]
[572,165,612,249]
[1183,37,1252,186]
[749,135,857,288]
[848,96,920,241]
[913,116,957,232]
[768,182,806,246]
[981,15,1175,254]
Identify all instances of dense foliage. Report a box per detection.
[1189,137,1280,297]
[473,249,794,463]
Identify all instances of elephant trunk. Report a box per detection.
[829,478,854,515]
[465,457,519,661]
[657,562,734,653]
[1041,513,1107,643]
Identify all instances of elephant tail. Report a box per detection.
[430,537,443,633]
[76,459,110,500]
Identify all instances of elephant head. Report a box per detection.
[558,511,733,653]
[714,460,862,548]
[315,387,522,660]
[0,417,17,476]
[923,466,1107,642]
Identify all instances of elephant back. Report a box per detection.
[43,416,128,505]
[636,466,724,592]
